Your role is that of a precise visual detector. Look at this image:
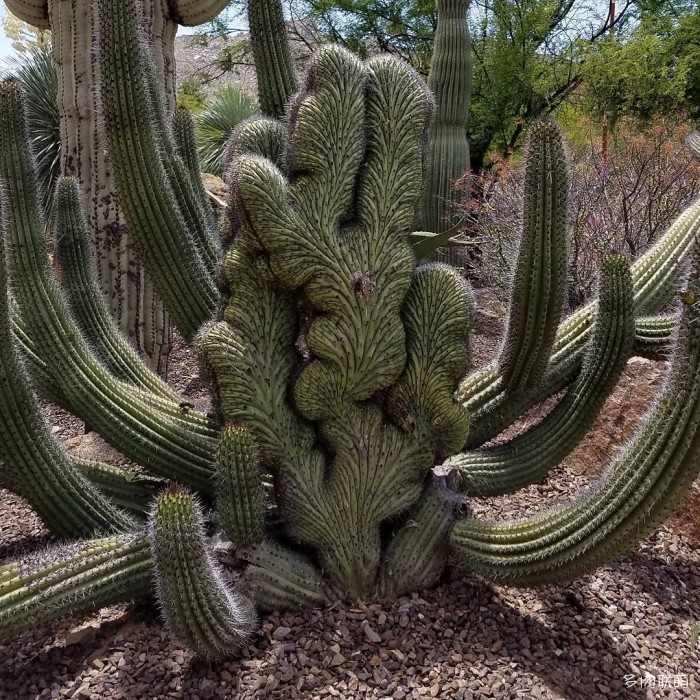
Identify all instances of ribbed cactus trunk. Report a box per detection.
[50,0,176,372]
[418,0,472,233]
[247,0,298,118]
[4,0,229,373]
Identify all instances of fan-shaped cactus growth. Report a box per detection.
[0,0,700,663]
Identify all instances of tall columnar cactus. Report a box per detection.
[247,0,299,118]
[418,0,472,233]
[1,0,700,663]
[3,0,230,371]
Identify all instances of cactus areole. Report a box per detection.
[1,0,700,661]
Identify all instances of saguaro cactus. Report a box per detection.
[1,0,700,663]
[3,0,230,371]
[247,0,299,118]
[418,0,472,233]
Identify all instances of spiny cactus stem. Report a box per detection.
[247,0,298,119]
[97,0,219,338]
[444,255,634,496]
[460,196,700,446]
[149,489,254,658]
[451,241,700,585]
[498,118,568,394]
[172,107,216,230]
[55,177,182,402]
[0,536,152,640]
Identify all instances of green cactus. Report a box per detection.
[440,254,634,495]
[0,534,152,641]
[149,489,255,659]
[6,0,231,369]
[451,243,700,584]
[418,0,472,233]
[247,0,299,119]
[1,0,700,664]
[497,117,568,394]
[54,177,182,402]
[215,422,265,548]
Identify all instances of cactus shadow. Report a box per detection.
[622,550,700,614]
[453,577,652,699]
[0,603,160,700]
[0,531,54,562]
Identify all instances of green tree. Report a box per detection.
[582,2,700,124]
[292,0,633,170]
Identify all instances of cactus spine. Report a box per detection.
[418,0,472,233]
[149,489,255,659]
[215,422,264,548]
[0,535,151,641]
[247,0,299,118]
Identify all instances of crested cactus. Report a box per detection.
[1,0,700,664]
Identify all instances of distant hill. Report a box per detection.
[174,23,315,100]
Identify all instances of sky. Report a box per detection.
[0,7,13,62]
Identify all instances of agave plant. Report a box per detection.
[196,85,259,176]
[8,44,59,217]
[0,0,699,662]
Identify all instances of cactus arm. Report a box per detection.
[451,243,700,585]
[141,55,220,272]
[0,216,135,536]
[0,80,219,492]
[73,459,166,514]
[3,0,49,28]
[54,178,183,402]
[96,0,219,339]
[0,535,151,641]
[245,540,333,611]
[443,255,634,496]
[215,423,264,548]
[459,195,700,446]
[149,489,255,658]
[167,0,230,25]
[172,107,215,230]
[633,314,677,359]
[497,118,568,394]
[9,296,66,405]
[418,0,472,233]
[247,0,298,119]
[377,485,456,598]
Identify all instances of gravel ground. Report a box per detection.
[1,311,699,699]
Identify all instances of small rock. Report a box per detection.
[330,653,345,667]
[364,625,382,644]
[65,625,98,646]
[272,626,292,640]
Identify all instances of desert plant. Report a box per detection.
[3,0,232,372]
[196,86,259,176]
[8,44,59,217]
[0,0,700,663]
[462,117,700,309]
[418,0,472,234]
